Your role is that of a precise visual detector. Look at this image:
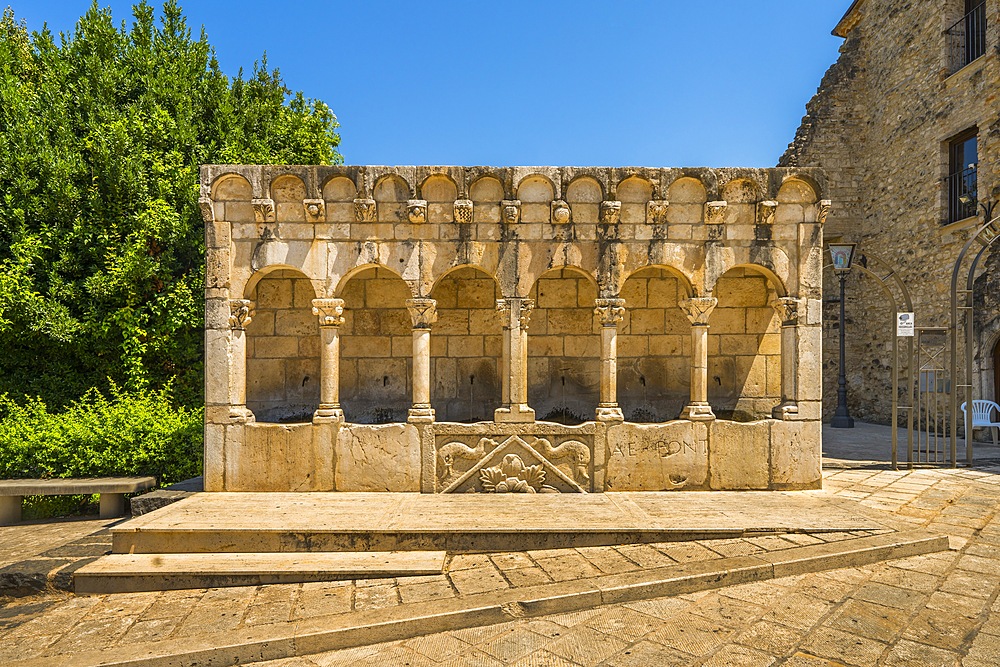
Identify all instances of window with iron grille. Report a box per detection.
[946,0,988,74]
[947,129,978,223]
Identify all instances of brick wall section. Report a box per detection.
[782,0,1000,421]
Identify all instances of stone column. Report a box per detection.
[679,296,718,421]
[406,298,437,423]
[594,298,626,422]
[771,297,802,420]
[228,299,255,423]
[495,297,536,423]
[312,298,346,423]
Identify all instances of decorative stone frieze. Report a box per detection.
[353,198,377,222]
[501,200,521,225]
[551,200,571,224]
[600,200,622,225]
[405,298,438,329]
[756,200,779,225]
[705,201,728,224]
[252,199,275,223]
[647,200,669,225]
[303,199,325,222]
[407,199,428,224]
[229,299,254,330]
[312,298,345,328]
[594,298,626,326]
[453,199,473,223]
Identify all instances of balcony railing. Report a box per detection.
[946,1,987,74]
[947,165,978,223]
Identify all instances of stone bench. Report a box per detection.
[0,477,157,525]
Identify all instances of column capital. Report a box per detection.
[229,299,254,330]
[594,298,626,326]
[771,297,803,327]
[679,296,718,326]
[405,298,438,329]
[312,298,346,328]
[496,298,535,329]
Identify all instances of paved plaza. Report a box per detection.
[2,424,1000,666]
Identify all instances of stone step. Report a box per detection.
[73,551,446,595]
[111,492,889,554]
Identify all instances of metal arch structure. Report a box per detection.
[824,249,914,469]
[950,214,1000,467]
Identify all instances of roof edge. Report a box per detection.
[833,0,864,38]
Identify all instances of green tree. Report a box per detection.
[0,1,341,409]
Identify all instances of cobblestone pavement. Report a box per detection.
[245,464,1000,667]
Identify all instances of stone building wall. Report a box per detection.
[202,164,827,493]
[781,0,1000,423]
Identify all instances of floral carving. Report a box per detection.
[817,200,832,224]
[594,298,626,326]
[479,454,558,493]
[756,200,778,225]
[771,297,802,327]
[679,297,718,326]
[407,199,427,224]
[454,199,473,223]
[312,298,346,328]
[405,298,438,328]
[353,198,377,222]
[229,299,254,330]
[600,200,621,225]
[705,201,727,224]
[646,200,669,225]
[252,198,275,223]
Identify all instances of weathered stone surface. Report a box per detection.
[336,423,421,491]
[708,420,770,490]
[605,422,708,491]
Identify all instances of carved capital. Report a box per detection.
[199,197,215,223]
[229,299,254,330]
[551,200,571,224]
[454,199,473,223]
[353,198,377,222]
[496,298,534,329]
[312,298,345,328]
[771,297,802,327]
[303,198,325,222]
[756,200,778,225]
[252,198,275,223]
[405,298,438,328]
[407,199,427,224]
[679,297,718,326]
[501,200,521,225]
[817,200,832,224]
[705,201,727,224]
[646,200,669,225]
[600,200,622,225]
[594,298,626,326]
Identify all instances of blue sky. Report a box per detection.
[16,1,850,167]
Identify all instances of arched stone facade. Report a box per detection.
[202,165,827,492]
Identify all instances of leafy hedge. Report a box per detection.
[0,385,202,485]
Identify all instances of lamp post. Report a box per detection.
[830,243,857,428]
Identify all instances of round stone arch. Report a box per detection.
[707,264,785,421]
[335,265,413,423]
[429,265,503,422]
[244,266,320,423]
[528,266,601,424]
[618,264,695,422]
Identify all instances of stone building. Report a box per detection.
[200,165,826,493]
[782,0,1000,424]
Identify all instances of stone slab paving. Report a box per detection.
[240,461,1000,667]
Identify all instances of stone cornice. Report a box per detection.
[833,0,864,38]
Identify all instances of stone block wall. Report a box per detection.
[781,0,1000,424]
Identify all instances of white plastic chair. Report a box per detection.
[961,400,1000,446]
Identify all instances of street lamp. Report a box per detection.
[830,243,857,428]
